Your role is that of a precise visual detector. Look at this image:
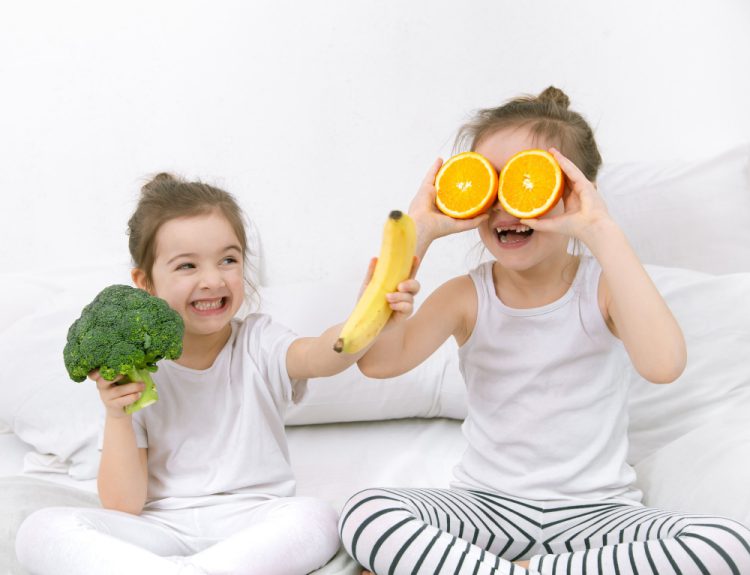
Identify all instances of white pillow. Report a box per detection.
[627,266,750,465]
[0,291,105,479]
[598,142,750,274]
[0,262,132,336]
[634,404,750,525]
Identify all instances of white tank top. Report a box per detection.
[452,256,641,502]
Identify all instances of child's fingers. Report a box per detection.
[408,255,420,279]
[550,147,588,188]
[420,158,443,189]
[388,301,413,314]
[103,381,144,399]
[114,391,142,410]
[93,373,125,390]
[457,212,490,232]
[520,217,556,232]
[386,290,413,304]
[396,278,420,295]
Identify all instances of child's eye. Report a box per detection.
[221,257,238,265]
[176,263,195,271]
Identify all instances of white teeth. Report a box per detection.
[496,224,531,233]
[193,298,224,311]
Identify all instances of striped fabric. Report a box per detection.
[339,487,750,574]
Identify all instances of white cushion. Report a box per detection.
[627,266,750,465]
[598,142,750,274]
[634,404,750,525]
[0,291,107,479]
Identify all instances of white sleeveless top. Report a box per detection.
[452,256,641,502]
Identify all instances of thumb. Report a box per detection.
[519,218,556,233]
[457,212,490,231]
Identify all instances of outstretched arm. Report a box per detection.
[522,148,687,384]
[285,259,420,380]
[358,275,476,379]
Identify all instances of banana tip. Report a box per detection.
[333,338,344,353]
[389,210,403,220]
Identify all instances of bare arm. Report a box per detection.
[286,259,421,380]
[593,221,686,383]
[92,372,149,514]
[358,275,476,378]
[522,148,687,384]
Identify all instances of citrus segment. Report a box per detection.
[498,149,563,219]
[435,152,498,219]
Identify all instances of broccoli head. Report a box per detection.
[63,284,184,414]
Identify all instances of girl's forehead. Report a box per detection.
[154,212,242,255]
[475,126,547,169]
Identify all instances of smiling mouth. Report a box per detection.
[191,297,227,312]
[496,224,534,245]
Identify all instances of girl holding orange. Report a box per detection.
[339,87,750,574]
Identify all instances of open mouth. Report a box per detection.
[496,224,534,245]
[191,297,227,312]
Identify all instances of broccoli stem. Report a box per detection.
[123,367,159,414]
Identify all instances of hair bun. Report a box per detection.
[141,172,179,194]
[538,86,570,109]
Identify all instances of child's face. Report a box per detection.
[141,211,245,338]
[475,126,569,271]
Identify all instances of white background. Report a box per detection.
[1,0,748,287]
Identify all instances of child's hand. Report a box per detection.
[89,371,145,419]
[520,148,613,243]
[385,273,420,325]
[409,158,489,248]
[358,256,420,325]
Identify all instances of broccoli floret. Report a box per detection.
[63,284,184,414]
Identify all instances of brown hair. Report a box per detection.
[127,173,257,301]
[456,86,602,182]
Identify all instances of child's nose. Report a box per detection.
[200,268,226,289]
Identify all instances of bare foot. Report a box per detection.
[361,571,373,575]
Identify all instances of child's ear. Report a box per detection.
[131,268,152,294]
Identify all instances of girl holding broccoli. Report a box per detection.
[16,174,419,575]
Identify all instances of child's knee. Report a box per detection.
[16,507,75,566]
[686,516,750,571]
[338,488,398,546]
[297,497,339,535]
[273,497,340,554]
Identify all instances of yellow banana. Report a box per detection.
[334,210,416,354]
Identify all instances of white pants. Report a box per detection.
[16,495,339,575]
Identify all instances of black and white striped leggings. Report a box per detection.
[339,487,750,574]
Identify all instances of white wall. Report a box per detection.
[1,0,748,288]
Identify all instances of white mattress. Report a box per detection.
[0,418,467,574]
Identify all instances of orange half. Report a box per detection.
[498,149,563,219]
[435,152,498,219]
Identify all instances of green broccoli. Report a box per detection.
[63,284,184,414]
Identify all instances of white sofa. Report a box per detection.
[1,143,749,574]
